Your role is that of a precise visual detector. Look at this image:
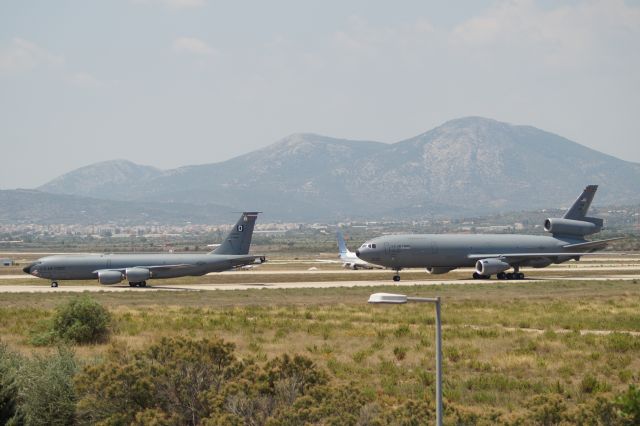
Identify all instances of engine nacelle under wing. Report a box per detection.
[125,267,151,282]
[98,270,124,285]
[476,259,510,276]
[426,267,455,275]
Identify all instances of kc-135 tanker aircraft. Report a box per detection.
[23,212,264,287]
[356,185,621,281]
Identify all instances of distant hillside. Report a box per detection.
[0,190,234,225]
[36,117,640,220]
[39,160,163,199]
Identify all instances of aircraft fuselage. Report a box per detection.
[23,253,256,281]
[356,234,580,269]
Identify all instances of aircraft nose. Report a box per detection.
[355,250,360,258]
[22,263,34,274]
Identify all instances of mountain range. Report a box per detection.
[5,117,640,223]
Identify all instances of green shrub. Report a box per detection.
[617,384,640,425]
[16,346,77,426]
[394,325,411,338]
[393,346,407,361]
[527,393,567,426]
[605,333,640,353]
[580,374,606,394]
[52,296,111,344]
[0,343,22,424]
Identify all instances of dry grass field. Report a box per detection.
[1,277,639,422]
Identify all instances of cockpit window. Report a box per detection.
[372,244,376,249]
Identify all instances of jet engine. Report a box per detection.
[98,270,124,285]
[125,267,151,282]
[544,218,602,237]
[475,259,510,276]
[426,267,455,275]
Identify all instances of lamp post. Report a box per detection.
[368,293,443,426]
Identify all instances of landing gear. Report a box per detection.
[128,281,148,288]
[474,268,525,280]
[497,269,525,280]
[392,269,401,282]
[472,272,490,280]
[510,266,525,280]
[50,281,58,288]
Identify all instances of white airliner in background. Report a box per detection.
[337,231,382,270]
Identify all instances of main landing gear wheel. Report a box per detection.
[497,272,507,280]
[503,272,525,280]
[50,281,58,288]
[472,272,490,280]
[129,281,148,288]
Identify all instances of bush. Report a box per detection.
[52,296,111,344]
[0,343,22,424]
[579,374,607,394]
[76,337,241,425]
[617,384,640,425]
[16,346,77,426]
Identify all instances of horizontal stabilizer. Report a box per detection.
[562,237,624,251]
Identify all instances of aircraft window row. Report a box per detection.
[389,244,411,249]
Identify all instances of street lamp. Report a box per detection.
[368,293,443,426]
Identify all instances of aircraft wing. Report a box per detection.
[92,264,193,274]
[466,252,611,263]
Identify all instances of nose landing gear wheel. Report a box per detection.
[393,275,401,282]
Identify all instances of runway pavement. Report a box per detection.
[0,274,637,293]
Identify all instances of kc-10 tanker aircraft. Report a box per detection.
[356,186,621,281]
[23,212,264,287]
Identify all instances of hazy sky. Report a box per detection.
[1,0,639,189]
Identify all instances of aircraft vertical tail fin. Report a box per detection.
[337,231,349,255]
[563,185,598,220]
[212,212,260,255]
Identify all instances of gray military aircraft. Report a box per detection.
[23,212,265,287]
[356,186,621,281]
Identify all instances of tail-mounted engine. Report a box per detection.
[544,217,602,237]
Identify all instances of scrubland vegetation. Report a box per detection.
[0,280,639,424]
